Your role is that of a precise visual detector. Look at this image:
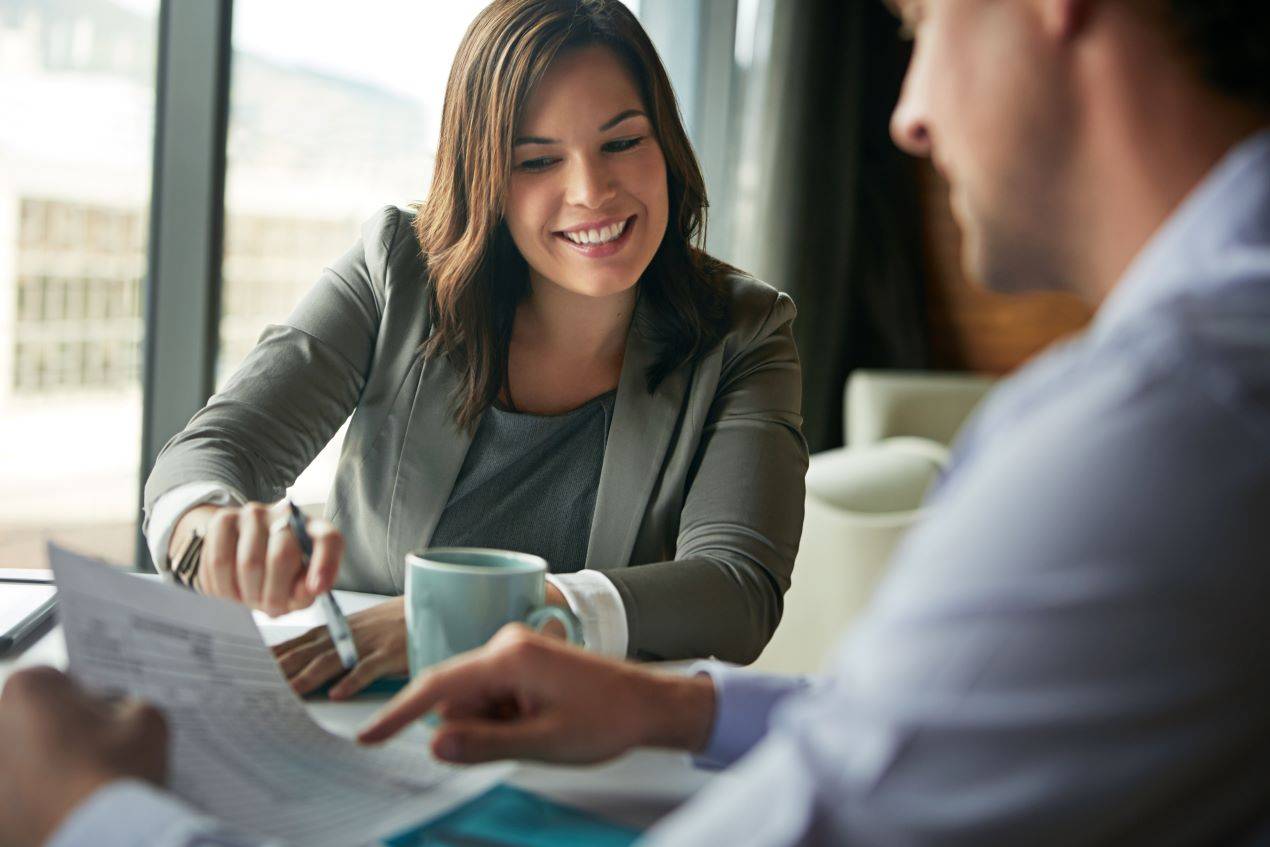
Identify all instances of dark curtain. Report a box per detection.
[743,0,930,452]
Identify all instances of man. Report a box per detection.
[4,0,1269,844]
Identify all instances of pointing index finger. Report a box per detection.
[357,652,505,744]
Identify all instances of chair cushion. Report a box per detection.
[806,437,949,515]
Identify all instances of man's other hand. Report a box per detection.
[0,667,168,847]
[357,625,717,765]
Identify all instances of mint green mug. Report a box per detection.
[404,548,582,677]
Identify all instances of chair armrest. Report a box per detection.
[845,369,995,448]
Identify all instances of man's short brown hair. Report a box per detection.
[1154,1,1270,111]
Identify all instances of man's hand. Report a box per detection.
[274,597,409,699]
[357,625,716,765]
[171,501,343,617]
[0,667,168,847]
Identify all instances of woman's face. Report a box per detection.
[505,45,669,300]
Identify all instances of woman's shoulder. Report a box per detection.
[715,270,797,352]
[358,205,424,276]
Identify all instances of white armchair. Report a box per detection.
[846,369,996,448]
[752,370,995,674]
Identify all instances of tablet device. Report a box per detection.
[0,571,57,654]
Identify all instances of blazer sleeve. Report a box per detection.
[143,207,402,517]
[607,290,809,663]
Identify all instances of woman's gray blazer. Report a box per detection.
[145,207,808,663]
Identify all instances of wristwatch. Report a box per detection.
[169,527,205,591]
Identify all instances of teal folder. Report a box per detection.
[384,785,641,847]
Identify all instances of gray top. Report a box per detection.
[428,390,617,573]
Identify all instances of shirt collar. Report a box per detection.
[1092,127,1270,340]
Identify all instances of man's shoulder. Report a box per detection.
[1116,268,1270,444]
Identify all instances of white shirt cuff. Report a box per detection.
[545,570,629,657]
[145,481,245,573]
[46,778,263,847]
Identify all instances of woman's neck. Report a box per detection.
[517,271,638,362]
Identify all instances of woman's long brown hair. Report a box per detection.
[416,0,730,430]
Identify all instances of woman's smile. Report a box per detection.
[553,214,638,259]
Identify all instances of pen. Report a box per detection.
[285,498,359,670]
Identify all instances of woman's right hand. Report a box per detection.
[169,501,344,617]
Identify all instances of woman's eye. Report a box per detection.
[603,136,645,154]
[517,157,558,172]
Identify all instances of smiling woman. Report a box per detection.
[143,0,808,697]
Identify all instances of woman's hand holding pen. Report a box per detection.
[274,584,574,699]
[168,501,343,616]
[273,598,409,699]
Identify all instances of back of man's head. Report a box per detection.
[1149,1,1270,113]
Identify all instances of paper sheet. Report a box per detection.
[49,546,508,847]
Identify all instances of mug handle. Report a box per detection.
[524,605,582,646]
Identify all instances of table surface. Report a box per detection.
[0,586,713,834]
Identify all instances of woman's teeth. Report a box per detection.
[563,219,627,245]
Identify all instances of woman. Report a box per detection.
[144,0,807,697]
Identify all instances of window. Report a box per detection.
[0,0,158,568]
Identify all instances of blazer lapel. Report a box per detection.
[585,302,689,572]
[384,352,473,592]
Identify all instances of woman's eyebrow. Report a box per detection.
[599,108,646,131]
[513,135,555,147]
[513,108,648,147]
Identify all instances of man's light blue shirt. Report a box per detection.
[653,128,1270,844]
[51,129,1270,846]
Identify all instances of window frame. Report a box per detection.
[136,0,233,570]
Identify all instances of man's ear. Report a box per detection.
[1042,0,1098,41]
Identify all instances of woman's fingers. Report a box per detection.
[262,523,302,617]
[270,626,323,659]
[288,651,343,697]
[304,520,343,597]
[274,629,331,677]
[327,655,388,701]
[235,503,269,609]
[287,577,316,612]
[200,509,240,600]
[188,503,344,615]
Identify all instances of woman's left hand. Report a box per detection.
[273,598,409,699]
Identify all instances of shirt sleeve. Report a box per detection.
[689,661,811,769]
[144,481,246,572]
[644,345,1270,846]
[46,779,280,847]
[545,570,628,657]
[603,288,808,664]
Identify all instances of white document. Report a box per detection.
[49,546,508,847]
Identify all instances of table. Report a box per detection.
[0,588,714,835]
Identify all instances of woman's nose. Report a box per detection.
[565,156,618,209]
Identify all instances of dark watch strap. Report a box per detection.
[170,527,205,591]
